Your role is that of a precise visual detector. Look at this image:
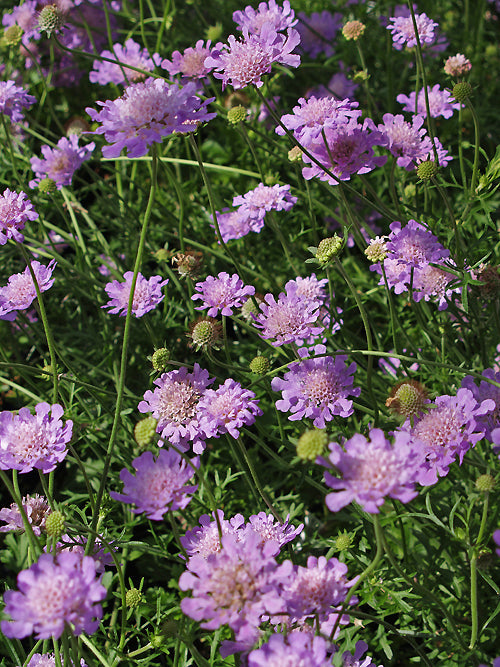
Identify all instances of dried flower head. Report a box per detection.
[171,249,204,279]
[342,20,366,40]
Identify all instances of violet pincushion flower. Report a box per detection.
[233,1,297,36]
[162,40,213,80]
[192,272,255,317]
[86,78,216,158]
[138,363,214,453]
[342,641,384,667]
[323,428,422,514]
[0,80,36,122]
[29,135,95,189]
[90,39,160,85]
[181,510,245,558]
[1,551,106,640]
[276,95,362,142]
[110,449,198,520]
[211,208,262,243]
[101,271,168,318]
[0,494,49,535]
[387,12,437,50]
[297,11,342,58]
[462,369,500,441]
[205,23,300,90]
[0,189,38,245]
[494,530,500,557]
[242,512,303,552]
[0,402,73,474]
[271,355,360,427]
[23,654,87,667]
[248,632,332,667]
[233,183,297,220]
[197,379,262,439]
[377,113,433,169]
[0,259,57,320]
[397,85,460,119]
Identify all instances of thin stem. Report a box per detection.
[466,98,481,198]
[469,489,490,649]
[458,105,467,191]
[235,436,281,521]
[0,470,41,557]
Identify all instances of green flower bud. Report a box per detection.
[38,4,65,36]
[314,236,343,265]
[386,380,428,418]
[134,417,158,448]
[452,82,473,103]
[475,474,495,492]
[126,588,142,608]
[335,531,352,551]
[38,178,57,194]
[417,160,439,181]
[3,25,23,46]
[188,317,223,351]
[364,236,388,263]
[342,20,366,40]
[206,22,223,42]
[288,146,303,162]
[45,511,65,539]
[151,348,170,372]
[296,428,328,461]
[227,105,247,124]
[249,355,270,375]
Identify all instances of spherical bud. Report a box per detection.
[335,532,352,551]
[159,618,179,639]
[296,428,328,461]
[452,82,473,103]
[154,247,170,262]
[187,316,223,351]
[65,117,90,137]
[264,172,280,187]
[227,105,247,125]
[171,249,203,279]
[38,178,57,194]
[3,25,23,46]
[38,4,65,36]
[386,379,429,418]
[151,348,170,372]
[240,293,263,320]
[404,183,416,200]
[444,54,472,77]
[134,417,158,447]
[342,20,366,41]
[417,160,439,181]
[205,22,223,42]
[126,587,142,608]
[45,511,65,539]
[249,355,270,375]
[475,474,495,493]
[315,235,343,265]
[364,236,388,263]
[288,146,303,162]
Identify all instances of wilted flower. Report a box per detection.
[0,494,50,535]
[444,53,472,77]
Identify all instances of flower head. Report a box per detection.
[0,260,56,320]
[397,85,460,119]
[29,135,95,189]
[248,632,332,666]
[297,11,342,58]
[197,379,262,438]
[101,271,168,318]
[233,1,297,35]
[211,208,262,243]
[0,80,36,122]
[181,510,244,559]
[276,96,361,142]
[0,189,38,245]
[377,113,433,169]
[162,40,213,81]
[1,551,106,639]
[444,53,472,77]
[387,12,437,50]
[90,39,160,85]
[0,494,50,535]
[110,449,198,520]
[233,182,297,220]
[192,272,255,317]
[461,369,500,441]
[23,653,87,667]
[342,641,383,667]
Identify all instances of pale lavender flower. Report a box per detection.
[377,113,433,169]
[2,1,40,43]
[205,24,300,90]
[342,641,384,667]
[233,1,297,35]
[192,272,255,317]
[271,355,360,427]
[233,183,297,220]
[276,95,361,142]
[248,632,332,666]
[86,79,216,158]
[1,551,106,639]
[444,54,472,77]
[23,654,87,667]
[29,135,95,189]
[397,85,460,119]
[0,189,38,245]
[0,80,36,122]
[101,271,168,318]
[211,208,262,243]
[110,449,198,520]
[0,494,49,535]
[307,64,359,100]
[417,136,452,168]
[197,379,262,439]
[90,39,160,85]
[297,11,342,58]
[49,534,114,575]
[162,40,213,81]
[323,429,422,513]
[387,12,437,50]
[97,253,125,277]
[0,260,56,320]
[181,510,245,558]
[0,402,73,474]
[385,219,450,267]
[242,512,303,552]
[138,363,214,453]
[411,262,460,310]
[461,369,500,441]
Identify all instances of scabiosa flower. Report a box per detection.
[192,272,255,317]
[297,11,342,58]
[276,96,361,142]
[0,189,38,245]
[2,1,40,43]
[462,369,500,441]
[387,12,437,50]
[204,24,300,90]
[377,113,433,169]
[234,1,296,35]
[197,379,262,439]
[1,551,106,639]
[0,80,36,122]
[342,641,383,667]
[271,355,360,427]
[211,208,262,243]
[22,653,87,667]
[181,510,245,558]
[138,363,214,453]
[242,512,303,552]
[101,271,168,318]
[323,429,422,513]
[0,260,56,320]
[494,530,500,557]
[162,40,213,81]
[90,39,161,85]
[0,494,50,535]
[444,53,472,77]
[411,262,460,310]
[248,632,332,667]
[29,135,95,189]
[110,449,198,520]
[233,183,297,221]
[47,534,115,575]
[397,85,460,119]
[86,78,216,158]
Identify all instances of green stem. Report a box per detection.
[0,470,41,557]
[466,98,481,198]
[458,105,467,192]
[38,470,55,511]
[235,436,281,521]
[469,489,490,649]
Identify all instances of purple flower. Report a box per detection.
[211,208,262,243]
[397,85,460,119]
[197,379,262,438]
[29,135,95,189]
[462,369,500,441]
[387,12,437,50]
[181,510,244,558]
[90,38,161,85]
[233,1,297,35]
[233,183,297,220]
[110,449,198,520]
[444,54,472,77]
[192,272,255,317]
[242,512,303,551]
[307,63,359,101]
[248,632,332,666]
[1,551,106,639]
[23,654,87,667]
[323,429,422,513]
[297,11,342,58]
[0,494,49,536]
[271,355,360,427]
[138,363,214,453]
[0,80,36,122]
[494,530,500,557]
[411,262,460,310]
[386,219,450,267]
[342,641,383,667]
[48,534,115,575]
[0,260,56,320]
[86,78,216,158]
[0,402,73,474]
[0,189,38,245]
[377,113,433,169]
[162,40,213,81]
[276,95,362,142]
[2,1,40,43]
[205,24,300,90]
[101,271,168,318]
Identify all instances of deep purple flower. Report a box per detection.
[342,641,383,667]
[387,12,437,50]
[102,271,168,318]
[110,449,198,520]
[323,429,422,513]
[0,494,49,536]
[29,135,95,189]
[0,402,73,474]
[377,113,433,169]
[138,363,214,453]
[233,183,297,220]
[0,189,38,245]
[397,85,460,119]
[192,272,255,317]
[248,632,332,666]
[1,551,106,639]
[0,80,36,122]
[276,95,361,142]
[233,1,297,35]
[0,260,56,320]
[297,11,342,58]
[86,78,216,158]
[90,39,160,85]
[197,379,262,439]
[211,208,262,243]
[205,24,300,90]
[162,40,213,81]
[271,355,360,427]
